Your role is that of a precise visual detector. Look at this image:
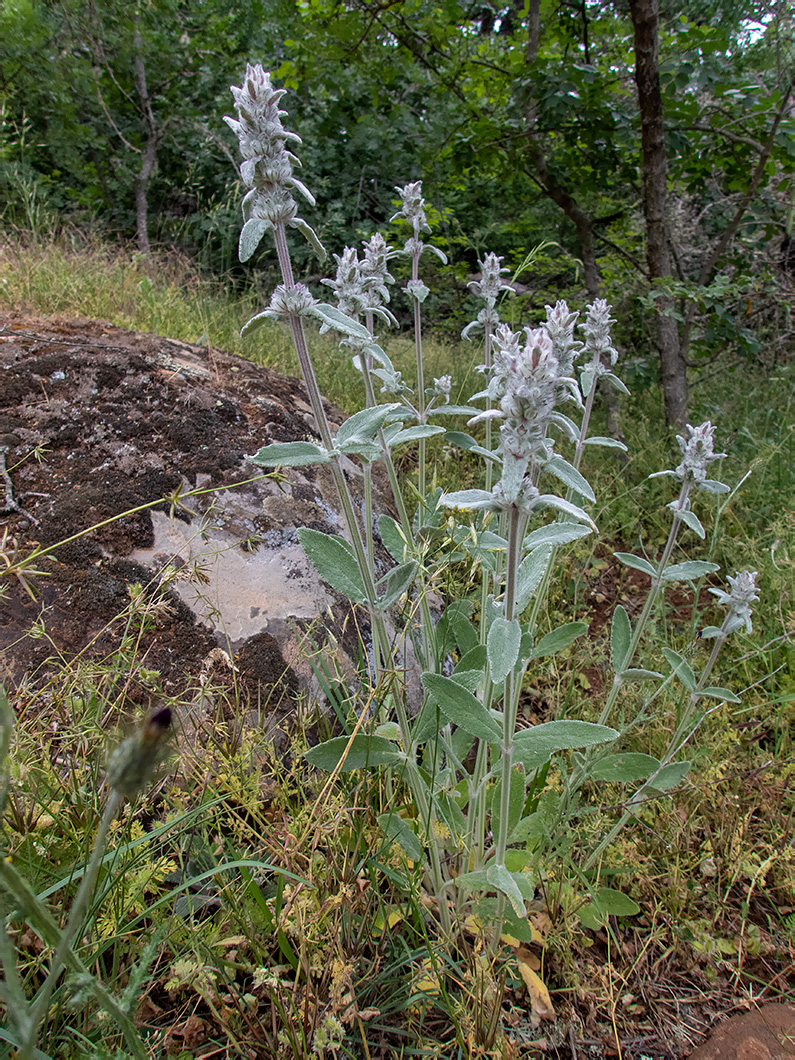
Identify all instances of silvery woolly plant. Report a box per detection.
[225,66,757,949]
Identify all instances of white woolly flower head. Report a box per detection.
[468,253,513,307]
[582,298,619,369]
[225,65,314,220]
[709,570,760,634]
[360,233,396,307]
[544,300,581,377]
[433,375,452,401]
[499,329,559,430]
[265,283,318,319]
[675,421,727,484]
[391,181,429,236]
[321,246,369,318]
[225,65,325,264]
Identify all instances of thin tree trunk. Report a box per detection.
[132,23,157,256]
[629,0,689,429]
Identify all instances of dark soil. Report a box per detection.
[0,310,355,700]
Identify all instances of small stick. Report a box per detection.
[0,440,39,526]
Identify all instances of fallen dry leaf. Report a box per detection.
[517,959,555,1022]
[516,943,540,971]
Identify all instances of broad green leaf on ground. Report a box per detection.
[577,887,640,929]
[305,735,403,772]
[590,753,661,782]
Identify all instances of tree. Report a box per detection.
[279,0,795,423]
[629,0,688,427]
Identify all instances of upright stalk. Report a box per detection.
[20,792,139,1060]
[411,246,427,501]
[597,478,692,726]
[273,223,391,679]
[584,615,729,872]
[492,504,526,868]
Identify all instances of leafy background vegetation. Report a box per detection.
[0,0,793,1057]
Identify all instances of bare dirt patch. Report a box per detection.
[0,310,392,706]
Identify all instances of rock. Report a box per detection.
[0,311,402,717]
[688,1003,795,1060]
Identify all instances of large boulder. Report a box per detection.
[0,311,399,718]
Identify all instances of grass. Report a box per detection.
[0,228,793,1058]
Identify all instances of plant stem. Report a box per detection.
[20,790,149,1060]
[411,246,426,501]
[584,618,730,872]
[0,858,146,1053]
[597,478,692,727]
[493,504,525,869]
[272,222,391,678]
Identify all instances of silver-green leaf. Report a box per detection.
[305,735,403,772]
[297,528,367,604]
[487,617,523,684]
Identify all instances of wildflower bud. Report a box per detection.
[321,247,369,318]
[225,65,324,260]
[106,707,172,797]
[360,233,396,308]
[266,283,318,319]
[391,181,429,235]
[226,65,313,209]
[544,300,581,376]
[675,421,727,485]
[433,375,452,401]
[709,570,760,634]
[582,298,619,369]
[468,252,513,307]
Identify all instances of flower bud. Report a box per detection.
[106,708,172,797]
[709,570,760,633]
[675,421,727,485]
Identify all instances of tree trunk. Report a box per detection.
[132,23,157,256]
[629,0,689,429]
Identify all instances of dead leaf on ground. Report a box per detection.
[517,957,555,1022]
